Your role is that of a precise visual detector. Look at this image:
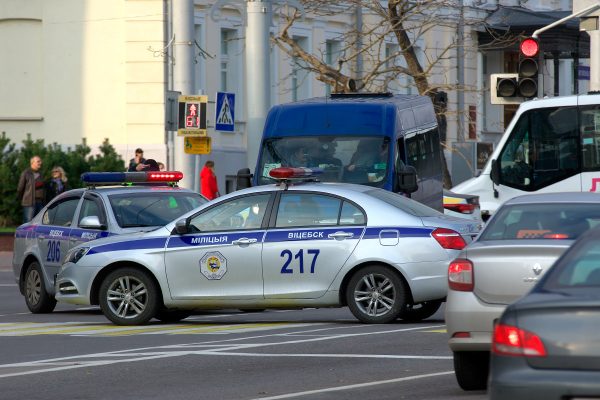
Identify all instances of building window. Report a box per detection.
[220,28,238,93]
[292,36,310,101]
[325,40,341,96]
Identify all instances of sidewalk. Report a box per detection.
[0,251,12,271]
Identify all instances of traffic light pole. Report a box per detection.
[532,1,600,91]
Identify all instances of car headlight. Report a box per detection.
[64,247,91,265]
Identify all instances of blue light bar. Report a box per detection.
[81,171,183,185]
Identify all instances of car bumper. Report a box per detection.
[445,289,506,351]
[54,262,97,306]
[490,357,600,400]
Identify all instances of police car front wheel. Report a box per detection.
[346,265,406,324]
[99,268,159,325]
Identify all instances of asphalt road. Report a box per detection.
[0,253,487,400]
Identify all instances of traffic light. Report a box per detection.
[490,37,540,104]
[517,37,539,98]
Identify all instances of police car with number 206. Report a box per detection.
[13,171,206,314]
[55,167,481,325]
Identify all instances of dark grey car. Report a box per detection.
[489,225,600,399]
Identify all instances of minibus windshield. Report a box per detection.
[256,136,389,186]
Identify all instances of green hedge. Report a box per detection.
[0,132,125,227]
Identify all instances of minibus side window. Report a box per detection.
[580,106,600,171]
[498,107,579,191]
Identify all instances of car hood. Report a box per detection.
[76,226,172,249]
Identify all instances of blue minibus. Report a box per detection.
[240,92,444,211]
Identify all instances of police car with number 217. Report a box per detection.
[55,167,481,325]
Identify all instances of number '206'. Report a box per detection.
[280,249,320,274]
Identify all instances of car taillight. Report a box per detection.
[443,203,476,214]
[492,323,546,357]
[448,258,474,291]
[431,228,466,250]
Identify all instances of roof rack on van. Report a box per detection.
[330,92,393,99]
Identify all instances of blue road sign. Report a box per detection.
[215,92,235,131]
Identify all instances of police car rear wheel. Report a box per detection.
[398,300,442,321]
[99,268,159,325]
[24,261,57,313]
[346,265,405,324]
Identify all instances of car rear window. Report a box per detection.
[365,189,442,217]
[543,239,600,290]
[480,203,600,241]
[109,192,205,228]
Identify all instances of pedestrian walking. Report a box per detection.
[45,166,69,203]
[127,148,147,171]
[17,155,45,223]
[200,160,220,200]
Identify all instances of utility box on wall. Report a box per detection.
[451,142,494,186]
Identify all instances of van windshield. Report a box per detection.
[257,136,389,186]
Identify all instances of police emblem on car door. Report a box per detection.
[165,194,271,299]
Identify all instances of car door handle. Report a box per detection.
[328,231,354,240]
[232,238,258,245]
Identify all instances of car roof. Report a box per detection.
[56,185,200,199]
[224,181,374,198]
[504,192,600,206]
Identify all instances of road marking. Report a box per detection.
[0,324,449,378]
[249,371,455,399]
[0,322,309,337]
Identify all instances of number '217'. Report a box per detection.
[280,249,320,274]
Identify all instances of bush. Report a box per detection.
[0,132,126,227]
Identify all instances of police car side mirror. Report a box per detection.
[236,168,253,190]
[397,165,418,194]
[79,216,105,230]
[175,219,189,235]
[490,159,500,185]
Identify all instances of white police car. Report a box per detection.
[13,171,206,314]
[56,167,481,325]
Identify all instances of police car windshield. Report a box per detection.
[257,136,389,186]
[366,189,442,217]
[108,192,205,228]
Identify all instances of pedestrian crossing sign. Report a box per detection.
[215,92,235,132]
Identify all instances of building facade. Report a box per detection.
[0,0,587,191]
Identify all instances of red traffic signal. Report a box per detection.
[520,38,539,58]
[518,37,539,98]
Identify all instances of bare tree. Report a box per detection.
[272,0,513,188]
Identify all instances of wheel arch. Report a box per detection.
[90,261,164,306]
[338,261,413,306]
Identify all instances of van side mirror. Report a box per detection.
[397,165,418,194]
[490,159,500,185]
[236,168,253,190]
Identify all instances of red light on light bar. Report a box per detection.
[146,171,183,182]
[269,167,321,179]
[542,233,569,239]
[520,38,539,57]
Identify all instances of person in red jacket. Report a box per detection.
[200,160,220,200]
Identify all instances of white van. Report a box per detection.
[452,93,600,219]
